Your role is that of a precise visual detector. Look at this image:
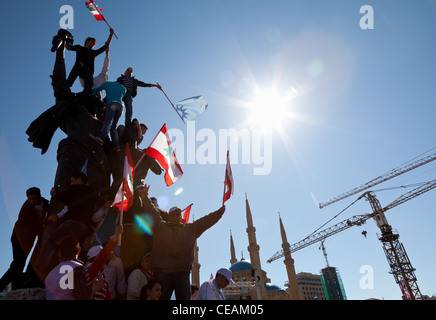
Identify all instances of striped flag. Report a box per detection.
[85,1,105,21]
[181,203,193,224]
[223,150,234,204]
[145,124,183,186]
[113,144,134,212]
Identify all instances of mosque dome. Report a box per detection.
[264,283,285,292]
[229,259,252,272]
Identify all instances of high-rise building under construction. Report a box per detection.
[321,266,347,300]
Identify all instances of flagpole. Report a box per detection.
[134,152,146,171]
[90,1,119,39]
[102,18,118,39]
[157,83,186,123]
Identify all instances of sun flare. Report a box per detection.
[248,89,290,129]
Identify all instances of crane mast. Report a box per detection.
[364,192,422,300]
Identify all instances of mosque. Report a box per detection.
[192,194,300,300]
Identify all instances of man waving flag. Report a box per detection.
[145,124,183,186]
[223,150,234,205]
[85,0,118,38]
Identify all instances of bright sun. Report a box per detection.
[248,89,289,129]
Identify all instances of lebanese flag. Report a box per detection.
[113,144,134,211]
[145,124,183,186]
[223,150,234,203]
[85,1,105,21]
[181,203,193,224]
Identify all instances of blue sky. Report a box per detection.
[1,1,436,300]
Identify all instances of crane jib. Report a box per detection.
[319,152,436,209]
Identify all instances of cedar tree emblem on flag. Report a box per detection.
[145,124,183,186]
[174,96,208,124]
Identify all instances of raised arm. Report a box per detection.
[193,206,226,239]
[106,28,114,46]
[136,80,162,91]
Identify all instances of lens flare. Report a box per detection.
[174,187,184,196]
[307,59,324,78]
[134,213,154,236]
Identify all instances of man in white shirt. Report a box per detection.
[196,268,234,300]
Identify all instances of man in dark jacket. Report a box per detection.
[140,185,226,300]
[0,187,49,291]
[66,28,114,94]
[117,67,162,125]
[38,172,98,279]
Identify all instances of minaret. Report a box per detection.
[245,194,265,299]
[279,213,300,300]
[230,231,237,265]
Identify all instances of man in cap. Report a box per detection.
[196,268,234,300]
[141,185,226,300]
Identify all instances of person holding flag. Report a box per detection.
[66,28,114,95]
[140,185,226,300]
[117,67,162,126]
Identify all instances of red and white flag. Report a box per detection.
[145,124,183,186]
[113,144,134,212]
[181,203,193,224]
[85,0,105,21]
[223,150,234,204]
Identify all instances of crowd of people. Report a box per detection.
[0,28,234,301]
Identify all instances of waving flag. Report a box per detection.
[181,203,193,224]
[145,124,183,186]
[85,1,105,21]
[174,96,208,124]
[223,150,234,204]
[113,144,134,212]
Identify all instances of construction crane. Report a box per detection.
[318,151,436,209]
[267,178,436,299]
